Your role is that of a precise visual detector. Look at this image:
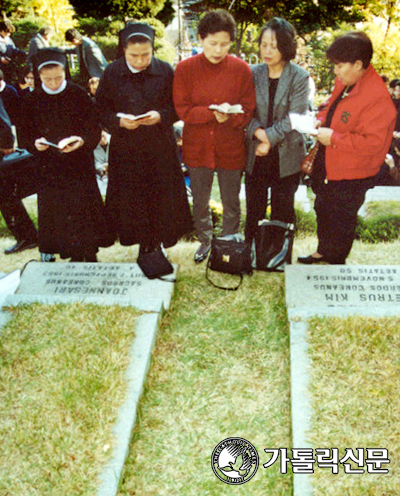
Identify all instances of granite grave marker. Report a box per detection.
[5,262,177,312]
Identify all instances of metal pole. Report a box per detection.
[178,0,182,60]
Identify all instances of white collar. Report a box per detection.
[0,80,5,92]
[37,33,49,46]
[41,79,67,95]
[126,60,143,73]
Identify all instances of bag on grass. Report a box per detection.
[206,234,253,291]
[254,219,295,272]
[137,248,175,280]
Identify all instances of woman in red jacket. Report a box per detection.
[298,32,396,265]
[173,9,255,263]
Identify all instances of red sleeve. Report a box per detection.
[173,60,215,124]
[225,63,255,129]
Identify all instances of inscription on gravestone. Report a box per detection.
[285,265,400,317]
[5,262,176,312]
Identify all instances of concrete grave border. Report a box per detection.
[0,263,175,496]
[285,265,400,496]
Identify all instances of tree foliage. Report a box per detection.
[185,0,366,53]
[68,0,167,20]
[29,0,76,33]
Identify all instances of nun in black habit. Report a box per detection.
[95,23,192,258]
[19,48,112,261]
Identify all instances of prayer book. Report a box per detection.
[38,136,81,150]
[116,112,153,121]
[208,103,244,114]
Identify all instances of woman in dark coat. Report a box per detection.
[19,49,112,261]
[95,23,192,257]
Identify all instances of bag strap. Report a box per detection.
[206,259,243,291]
[258,219,295,231]
[157,275,177,283]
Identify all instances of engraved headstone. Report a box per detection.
[4,262,177,312]
[286,265,400,319]
[285,266,400,496]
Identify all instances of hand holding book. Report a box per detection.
[36,136,84,152]
[208,103,244,114]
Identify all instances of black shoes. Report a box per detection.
[297,254,326,264]
[4,239,38,255]
[194,243,211,263]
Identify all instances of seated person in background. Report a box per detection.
[0,20,26,84]
[93,129,109,194]
[383,137,400,185]
[27,26,53,64]
[0,68,19,126]
[64,28,107,84]
[88,76,100,98]
[16,65,35,98]
[19,48,113,262]
[0,94,38,255]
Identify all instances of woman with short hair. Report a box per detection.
[173,9,256,263]
[245,17,309,247]
[298,32,397,265]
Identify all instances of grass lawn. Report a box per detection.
[308,316,400,495]
[0,303,140,496]
[0,191,399,495]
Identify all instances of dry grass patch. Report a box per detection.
[0,303,139,496]
[307,316,400,495]
[117,244,293,496]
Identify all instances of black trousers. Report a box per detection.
[245,156,300,242]
[0,164,38,243]
[313,177,375,264]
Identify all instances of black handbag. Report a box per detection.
[206,234,253,291]
[137,248,175,280]
[254,220,295,272]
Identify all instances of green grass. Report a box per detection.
[307,316,400,495]
[116,243,293,495]
[0,303,140,496]
[1,189,400,495]
[364,200,400,219]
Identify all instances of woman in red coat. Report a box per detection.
[298,32,396,265]
[173,9,255,263]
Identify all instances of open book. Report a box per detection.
[117,112,153,121]
[208,103,244,114]
[38,136,81,150]
[289,113,318,135]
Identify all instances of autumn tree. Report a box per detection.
[68,0,167,20]
[30,0,76,33]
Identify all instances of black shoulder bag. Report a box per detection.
[206,234,253,291]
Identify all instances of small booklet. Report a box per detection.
[289,112,318,135]
[116,112,153,121]
[38,136,81,150]
[208,103,244,114]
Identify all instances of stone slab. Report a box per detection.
[0,269,21,327]
[4,262,177,312]
[358,186,400,217]
[286,265,400,495]
[290,319,313,496]
[286,265,400,319]
[97,313,160,496]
